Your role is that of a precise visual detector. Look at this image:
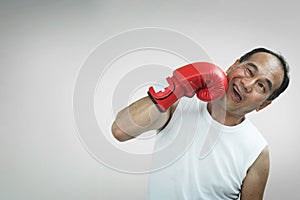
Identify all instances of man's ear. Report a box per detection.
[226,59,240,74]
[256,100,272,112]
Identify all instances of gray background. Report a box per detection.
[1,0,299,199]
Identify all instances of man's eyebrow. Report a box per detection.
[247,62,258,71]
[247,62,273,91]
[266,79,273,91]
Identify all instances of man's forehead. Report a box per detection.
[247,52,281,69]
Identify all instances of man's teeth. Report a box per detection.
[233,85,241,100]
[233,85,238,93]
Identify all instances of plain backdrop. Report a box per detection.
[0,0,299,199]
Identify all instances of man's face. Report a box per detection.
[224,52,284,115]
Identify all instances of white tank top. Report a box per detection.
[148,96,267,200]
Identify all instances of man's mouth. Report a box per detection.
[233,84,242,102]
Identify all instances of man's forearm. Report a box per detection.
[111,96,171,142]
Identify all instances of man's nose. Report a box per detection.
[241,78,255,92]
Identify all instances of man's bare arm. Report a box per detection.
[240,146,270,200]
[111,96,178,142]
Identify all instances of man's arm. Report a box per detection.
[240,146,270,200]
[111,96,178,142]
[111,62,227,142]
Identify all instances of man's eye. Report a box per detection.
[258,83,265,92]
[246,68,253,76]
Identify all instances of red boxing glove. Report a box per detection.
[148,62,228,112]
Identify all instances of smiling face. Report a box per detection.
[224,52,284,116]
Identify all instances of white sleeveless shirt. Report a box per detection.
[148,96,267,200]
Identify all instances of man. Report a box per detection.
[111,47,290,199]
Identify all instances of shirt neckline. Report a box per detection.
[200,102,250,133]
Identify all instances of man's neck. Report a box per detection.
[207,102,245,126]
